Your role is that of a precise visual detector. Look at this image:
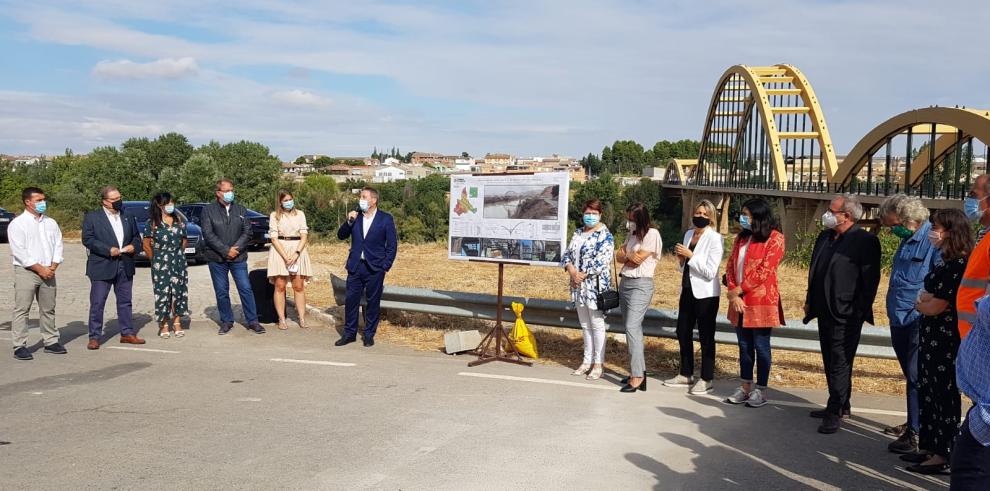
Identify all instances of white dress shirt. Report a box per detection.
[8,211,64,268]
[104,207,125,248]
[360,208,377,260]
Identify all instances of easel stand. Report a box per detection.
[468,262,533,367]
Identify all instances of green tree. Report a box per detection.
[312,156,334,168]
[199,140,282,213]
[177,153,221,204]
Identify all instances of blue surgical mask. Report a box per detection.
[283,200,294,210]
[739,215,751,230]
[34,200,47,214]
[583,214,600,227]
[965,197,984,222]
[222,191,235,203]
[359,199,370,212]
[164,204,175,215]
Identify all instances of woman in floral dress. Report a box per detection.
[142,192,190,339]
[561,198,615,380]
[907,208,973,474]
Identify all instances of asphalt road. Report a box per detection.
[0,244,948,490]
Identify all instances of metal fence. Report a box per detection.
[330,275,896,360]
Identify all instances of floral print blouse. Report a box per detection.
[561,225,615,309]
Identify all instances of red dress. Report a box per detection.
[726,229,786,328]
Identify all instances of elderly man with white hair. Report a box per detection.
[878,194,938,454]
[803,194,882,435]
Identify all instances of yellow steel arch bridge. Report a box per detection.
[663,64,990,239]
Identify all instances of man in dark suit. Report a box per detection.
[82,186,145,349]
[336,187,397,347]
[804,194,882,434]
[201,178,265,335]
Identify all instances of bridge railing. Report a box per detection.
[329,275,896,359]
[673,177,970,201]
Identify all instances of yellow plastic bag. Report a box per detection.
[509,302,539,359]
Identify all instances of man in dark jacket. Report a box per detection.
[335,187,397,347]
[82,186,145,349]
[804,194,882,434]
[201,178,264,335]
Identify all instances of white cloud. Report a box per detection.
[92,57,200,80]
[270,89,332,108]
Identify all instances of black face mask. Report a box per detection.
[111,200,123,212]
[692,216,710,228]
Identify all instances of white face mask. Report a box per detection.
[625,220,636,232]
[822,211,839,229]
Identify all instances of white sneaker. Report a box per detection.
[662,374,694,387]
[572,364,591,376]
[689,379,713,395]
[746,388,768,407]
[724,386,750,405]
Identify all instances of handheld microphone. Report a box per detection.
[348,205,362,223]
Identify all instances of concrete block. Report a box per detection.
[444,330,482,354]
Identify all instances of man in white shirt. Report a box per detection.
[9,187,65,360]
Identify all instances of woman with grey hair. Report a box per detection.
[880,194,939,454]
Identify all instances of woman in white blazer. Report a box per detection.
[665,199,724,395]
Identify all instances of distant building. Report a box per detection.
[411,152,445,166]
[374,166,407,183]
[382,157,401,166]
[484,153,514,166]
[281,161,314,175]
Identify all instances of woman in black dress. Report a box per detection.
[908,208,974,474]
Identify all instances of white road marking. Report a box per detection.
[462,372,908,417]
[269,358,356,367]
[106,346,180,354]
[458,372,615,391]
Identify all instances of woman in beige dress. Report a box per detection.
[267,190,313,330]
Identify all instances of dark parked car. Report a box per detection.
[121,201,204,265]
[177,203,270,249]
[0,206,14,242]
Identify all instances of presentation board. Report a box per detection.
[448,172,570,266]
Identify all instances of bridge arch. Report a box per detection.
[694,64,838,191]
[833,107,990,197]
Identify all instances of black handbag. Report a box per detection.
[595,253,620,312]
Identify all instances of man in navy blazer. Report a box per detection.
[335,187,397,347]
[81,186,146,349]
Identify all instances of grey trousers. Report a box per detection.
[12,267,58,348]
[620,276,654,377]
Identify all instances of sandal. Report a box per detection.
[158,322,170,339]
[277,320,289,330]
[173,318,185,338]
[298,318,307,329]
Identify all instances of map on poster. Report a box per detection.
[448,172,570,266]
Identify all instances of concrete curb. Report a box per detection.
[286,298,336,328]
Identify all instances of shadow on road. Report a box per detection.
[627,396,949,490]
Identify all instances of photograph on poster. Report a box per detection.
[482,185,559,220]
[451,237,561,263]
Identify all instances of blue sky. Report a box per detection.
[0,0,987,160]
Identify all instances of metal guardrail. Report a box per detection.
[330,275,896,360]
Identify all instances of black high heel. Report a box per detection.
[620,378,647,393]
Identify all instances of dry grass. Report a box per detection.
[302,242,906,396]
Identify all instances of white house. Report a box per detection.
[374,166,407,183]
[382,157,401,166]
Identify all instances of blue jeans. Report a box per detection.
[736,326,772,387]
[208,261,258,324]
[890,321,920,432]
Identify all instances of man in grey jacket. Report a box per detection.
[201,178,264,335]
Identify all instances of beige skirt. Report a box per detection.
[267,239,313,280]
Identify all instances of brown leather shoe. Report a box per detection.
[119,335,146,345]
[87,339,100,350]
